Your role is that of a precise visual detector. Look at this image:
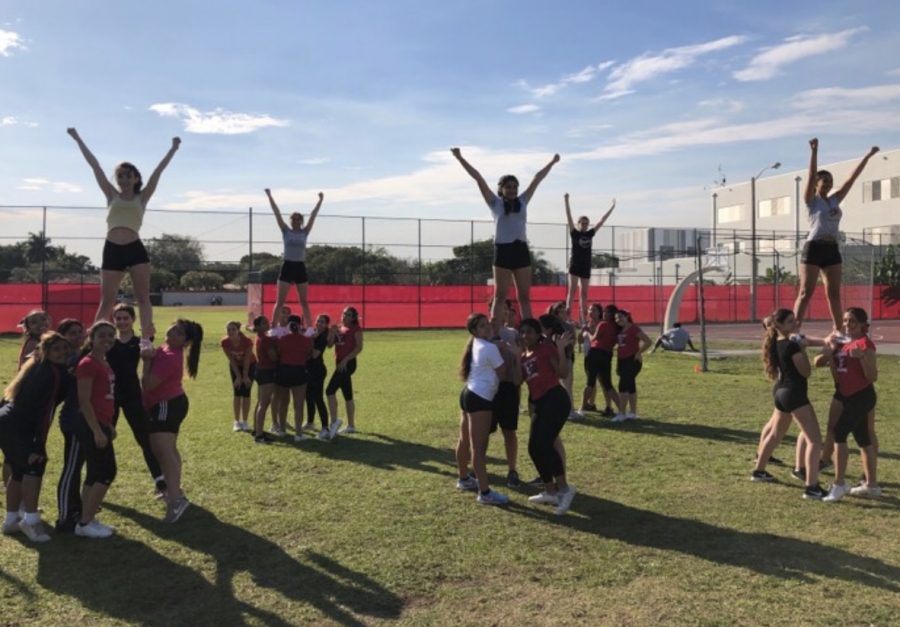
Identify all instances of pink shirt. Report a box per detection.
[143,345,185,408]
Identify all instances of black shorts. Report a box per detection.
[568,262,591,280]
[493,240,531,271]
[278,260,309,284]
[277,364,308,388]
[147,394,189,434]
[459,388,493,414]
[491,381,520,433]
[585,348,613,390]
[834,385,876,447]
[0,429,46,481]
[229,363,256,398]
[102,238,150,272]
[616,357,643,394]
[74,421,117,486]
[255,368,277,386]
[773,385,810,413]
[801,239,842,269]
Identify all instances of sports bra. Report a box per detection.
[107,196,145,233]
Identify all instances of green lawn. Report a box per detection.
[1,307,898,626]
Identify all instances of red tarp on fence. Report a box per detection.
[1,283,897,332]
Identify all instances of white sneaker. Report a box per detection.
[611,414,627,423]
[75,520,113,539]
[341,425,356,434]
[625,413,638,420]
[293,433,307,442]
[528,492,559,506]
[18,520,51,543]
[233,421,242,432]
[1,517,21,534]
[849,483,882,498]
[317,429,330,440]
[271,427,285,436]
[823,482,850,503]
[568,411,585,422]
[554,486,577,515]
[328,418,343,439]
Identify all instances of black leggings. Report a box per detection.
[585,348,613,390]
[617,357,643,394]
[326,359,357,401]
[834,385,876,447]
[114,393,163,482]
[528,385,571,483]
[75,421,117,486]
[56,430,84,524]
[306,371,329,429]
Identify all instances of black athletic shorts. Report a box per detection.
[0,429,46,481]
[493,240,531,271]
[147,394,189,434]
[102,238,150,272]
[491,381,520,433]
[585,348,614,390]
[459,388,493,414]
[229,363,256,398]
[801,239,842,269]
[255,368,277,386]
[773,384,810,413]
[277,364,308,388]
[568,262,591,280]
[834,385,876,447]
[278,260,309,284]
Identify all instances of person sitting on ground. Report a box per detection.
[652,322,697,353]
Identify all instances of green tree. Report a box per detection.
[591,252,620,269]
[180,271,225,290]
[421,239,558,285]
[875,245,900,287]
[122,268,179,293]
[759,265,798,285]
[305,245,416,284]
[145,234,204,278]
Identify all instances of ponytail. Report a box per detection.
[177,318,204,378]
[459,312,488,381]
[761,308,792,381]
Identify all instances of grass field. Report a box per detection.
[1,307,898,626]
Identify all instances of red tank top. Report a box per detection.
[617,325,642,359]
[521,341,559,401]
[835,336,876,397]
[591,321,618,351]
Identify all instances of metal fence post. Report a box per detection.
[248,207,254,274]
[470,220,475,313]
[361,216,367,323]
[41,206,48,310]
[417,218,422,329]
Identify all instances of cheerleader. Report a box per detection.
[251,315,278,444]
[307,314,342,440]
[142,319,204,523]
[276,315,313,442]
[327,307,363,434]
[0,332,70,542]
[17,309,51,369]
[611,310,651,422]
[221,321,257,432]
[54,319,86,532]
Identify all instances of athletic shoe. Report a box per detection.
[819,459,833,472]
[768,456,785,466]
[506,470,521,488]
[476,490,509,505]
[526,475,544,486]
[254,433,274,444]
[625,412,638,420]
[164,497,190,524]
[75,520,113,539]
[569,410,585,422]
[271,427,285,437]
[554,486,577,515]
[791,468,806,482]
[329,418,343,439]
[750,469,775,482]
[602,407,616,418]
[341,426,356,434]
[233,421,242,432]
[17,520,51,543]
[584,403,598,412]
[456,476,478,491]
[317,429,330,440]
[303,422,317,433]
[611,414,628,423]
[241,421,251,432]
[2,517,21,535]
[293,433,307,442]
[823,482,850,503]
[528,492,559,506]
[849,483,883,498]
[802,484,827,500]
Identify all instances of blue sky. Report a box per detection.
[3,0,900,263]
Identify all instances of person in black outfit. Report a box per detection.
[305,314,341,440]
[109,304,166,496]
[54,319,87,532]
[564,193,615,324]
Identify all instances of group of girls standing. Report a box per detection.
[753,307,880,502]
[1,307,203,542]
[226,305,363,444]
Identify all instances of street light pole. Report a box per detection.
[749,161,781,322]
[794,175,802,249]
[712,192,718,248]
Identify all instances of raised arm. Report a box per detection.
[265,188,289,231]
[564,193,575,231]
[450,147,494,206]
[522,153,560,204]
[835,146,880,203]
[593,198,616,231]
[804,138,818,205]
[304,192,324,234]
[141,137,181,204]
[67,128,117,201]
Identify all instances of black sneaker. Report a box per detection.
[602,407,616,418]
[819,459,833,472]
[803,484,827,500]
[584,403,598,412]
[506,470,521,488]
[254,433,274,444]
[527,475,544,486]
[750,469,775,482]
[767,455,785,466]
[791,468,806,482]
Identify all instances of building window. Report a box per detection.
[717,204,743,224]
[892,176,900,199]
[758,196,791,218]
[864,178,900,202]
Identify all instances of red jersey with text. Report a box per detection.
[617,325,642,359]
[334,323,361,363]
[76,355,116,426]
[521,341,559,400]
[835,336,876,397]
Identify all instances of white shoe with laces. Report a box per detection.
[18,519,51,543]
[611,414,627,423]
[554,486,577,515]
[528,492,559,506]
[849,483,882,498]
[823,482,850,503]
[75,520,114,539]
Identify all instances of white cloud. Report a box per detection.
[526,61,614,98]
[0,29,25,56]
[1,115,38,127]
[593,89,634,102]
[698,98,745,113]
[298,157,330,165]
[603,35,747,95]
[18,178,83,193]
[733,27,866,82]
[148,102,289,134]
[507,104,541,114]
[791,83,900,109]
[887,68,900,77]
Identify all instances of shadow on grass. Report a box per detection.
[0,566,35,600]
[37,504,403,627]
[574,415,796,447]
[506,492,900,591]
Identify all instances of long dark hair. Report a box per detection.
[762,308,792,381]
[174,318,203,379]
[497,175,521,215]
[115,161,143,194]
[79,320,116,361]
[5,331,68,401]
[538,313,564,337]
[459,313,487,381]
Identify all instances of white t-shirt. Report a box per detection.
[466,338,504,400]
[488,194,529,244]
[806,195,842,241]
